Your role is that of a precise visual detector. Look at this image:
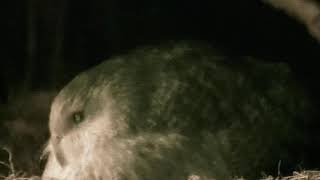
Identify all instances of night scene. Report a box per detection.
[1,0,320,179]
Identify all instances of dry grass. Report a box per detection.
[0,148,40,180]
[0,147,319,180]
[261,171,320,180]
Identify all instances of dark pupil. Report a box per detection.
[73,112,83,124]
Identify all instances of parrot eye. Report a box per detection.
[72,111,84,125]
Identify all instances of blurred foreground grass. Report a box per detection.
[0,147,319,180]
[261,171,320,180]
[0,148,40,180]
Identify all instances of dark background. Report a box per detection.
[1,0,320,97]
[0,0,320,176]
